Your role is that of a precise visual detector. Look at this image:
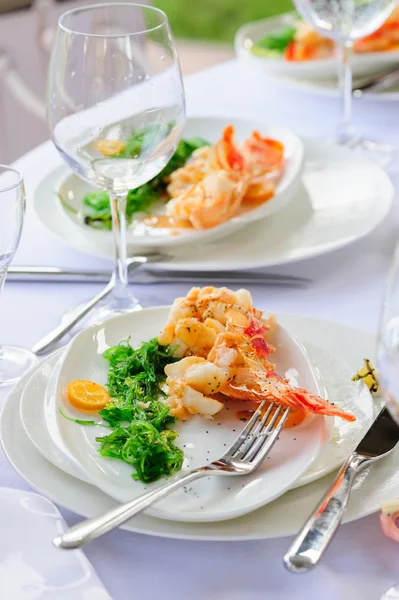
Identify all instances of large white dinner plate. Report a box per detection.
[19,325,374,492]
[235,12,399,84]
[2,315,390,542]
[51,308,332,522]
[52,117,304,249]
[32,138,394,270]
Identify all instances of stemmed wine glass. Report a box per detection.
[378,243,399,600]
[46,3,185,319]
[0,166,37,385]
[293,0,397,163]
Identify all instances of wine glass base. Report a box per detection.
[49,288,172,353]
[336,135,396,168]
[381,585,399,599]
[61,286,172,330]
[0,346,38,386]
[62,293,142,332]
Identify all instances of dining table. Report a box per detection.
[1,57,399,599]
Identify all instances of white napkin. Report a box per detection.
[0,488,111,600]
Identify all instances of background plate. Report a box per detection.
[235,12,399,86]
[32,139,394,270]
[55,117,303,249]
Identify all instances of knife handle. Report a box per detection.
[284,452,369,573]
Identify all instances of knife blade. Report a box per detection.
[355,406,399,457]
[7,266,311,286]
[284,406,399,573]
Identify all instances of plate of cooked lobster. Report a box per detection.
[236,8,399,83]
[49,117,303,249]
[32,116,393,269]
[18,285,374,523]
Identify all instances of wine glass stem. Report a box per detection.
[110,192,128,301]
[0,266,7,294]
[336,40,356,145]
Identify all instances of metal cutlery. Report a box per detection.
[353,67,399,96]
[31,253,168,356]
[284,406,399,573]
[8,265,310,286]
[53,401,290,550]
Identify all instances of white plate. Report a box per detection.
[32,138,394,270]
[20,329,374,491]
[54,117,303,249]
[235,12,399,84]
[51,308,332,523]
[19,351,87,482]
[2,315,391,542]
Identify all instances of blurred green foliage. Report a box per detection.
[154,0,294,43]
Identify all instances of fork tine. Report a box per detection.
[226,399,267,456]
[242,405,283,462]
[233,402,276,459]
[251,407,291,466]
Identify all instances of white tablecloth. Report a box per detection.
[2,59,399,600]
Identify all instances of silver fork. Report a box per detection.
[53,400,290,550]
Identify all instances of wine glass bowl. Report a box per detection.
[295,0,397,42]
[293,0,397,158]
[46,3,185,314]
[0,166,25,276]
[0,165,37,386]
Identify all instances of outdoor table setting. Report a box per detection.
[2,2,399,599]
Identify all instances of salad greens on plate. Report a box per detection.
[64,129,210,231]
[64,337,184,484]
[252,26,296,58]
[97,338,183,483]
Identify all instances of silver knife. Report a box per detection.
[353,67,399,96]
[284,406,399,573]
[7,266,310,286]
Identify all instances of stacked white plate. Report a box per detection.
[32,117,394,271]
[3,305,399,541]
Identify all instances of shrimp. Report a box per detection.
[354,6,399,53]
[242,131,284,176]
[167,126,245,201]
[284,22,335,61]
[241,131,284,204]
[208,125,246,174]
[167,146,211,198]
[166,170,247,229]
[165,125,287,229]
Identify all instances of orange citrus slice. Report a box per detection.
[67,380,110,413]
[95,139,125,156]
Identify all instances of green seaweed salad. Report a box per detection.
[79,131,210,230]
[252,25,297,58]
[66,337,184,484]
